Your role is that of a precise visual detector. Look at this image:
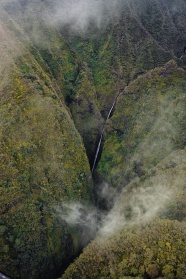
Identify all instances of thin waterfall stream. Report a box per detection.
[91,90,123,173]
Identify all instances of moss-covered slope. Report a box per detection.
[0,49,93,279]
[61,219,186,279]
[61,61,186,279]
[4,0,186,164]
[96,61,186,189]
[0,1,186,278]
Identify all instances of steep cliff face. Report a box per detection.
[50,0,186,165]
[94,61,186,241]
[0,0,186,278]
[3,0,186,165]
[97,61,186,189]
[0,12,93,279]
[61,62,186,279]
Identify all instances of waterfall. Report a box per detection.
[91,90,123,173]
[0,272,11,279]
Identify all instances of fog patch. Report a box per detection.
[0,0,185,45]
[99,182,174,237]
[46,0,123,32]
[0,13,23,87]
[55,202,103,246]
[55,172,176,241]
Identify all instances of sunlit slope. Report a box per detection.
[0,29,93,279]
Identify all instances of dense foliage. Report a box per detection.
[0,0,186,278]
[0,39,93,279]
[97,61,186,194]
[61,219,186,279]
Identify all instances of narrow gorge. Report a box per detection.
[0,1,186,279]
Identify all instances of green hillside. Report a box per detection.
[0,0,185,278]
[61,62,186,279]
[61,219,186,279]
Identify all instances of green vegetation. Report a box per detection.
[97,61,186,189]
[0,55,93,278]
[0,0,186,278]
[60,61,186,279]
[61,219,186,279]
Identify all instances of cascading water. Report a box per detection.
[91,90,123,173]
[0,272,11,279]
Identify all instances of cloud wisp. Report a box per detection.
[46,0,123,32]
[55,174,176,242]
